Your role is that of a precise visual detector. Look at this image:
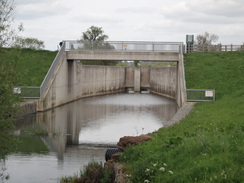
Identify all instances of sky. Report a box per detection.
[14,0,244,50]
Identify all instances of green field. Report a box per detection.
[119,52,244,183]
[13,48,57,86]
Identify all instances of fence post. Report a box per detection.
[231,44,233,51]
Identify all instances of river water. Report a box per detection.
[2,93,177,183]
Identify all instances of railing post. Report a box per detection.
[231,44,233,51]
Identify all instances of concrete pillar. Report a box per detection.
[134,68,141,92]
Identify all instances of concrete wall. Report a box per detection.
[150,67,177,99]
[37,56,125,111]
[141,67,150,88]
[21,65,182,114]
[125,67,134,87]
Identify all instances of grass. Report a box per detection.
[7,48,58,86]
[119,51,244,183]
[60,161,114,183]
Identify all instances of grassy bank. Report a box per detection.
[6,48,57,86]
[119,52,244,183]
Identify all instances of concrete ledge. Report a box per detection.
[163,102,195,127]
[17,100,38,117]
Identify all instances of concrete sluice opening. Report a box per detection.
[125,87,150,94]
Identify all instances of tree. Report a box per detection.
[195,32,219,45]
[81,26,108,43]
[79,26,114,52]
[195,32,219,52]
[0,1,22,180]
[12,36,45,50]
[0,48,21,181]
[0,0,23,47]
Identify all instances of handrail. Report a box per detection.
[64,40,184,53]
[40,42,65,98]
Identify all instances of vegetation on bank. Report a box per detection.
[0,48,21,160]
[119,51,244,183]
[60,161,114,183]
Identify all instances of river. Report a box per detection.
[2,93,177,183]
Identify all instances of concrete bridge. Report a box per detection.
[34,41,186,112]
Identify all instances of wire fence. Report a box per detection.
[186,89,215,102]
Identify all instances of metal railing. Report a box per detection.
[64,40,184,53]
[40,42,66,98]
[185,44,244,53]
[186,89,215,102]
[13,86,40,99]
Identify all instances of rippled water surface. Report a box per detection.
[3,93,177,183]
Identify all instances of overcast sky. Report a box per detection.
[14,0,244,50]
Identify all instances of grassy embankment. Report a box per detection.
[119,51,244,183]
[14,48,57,86]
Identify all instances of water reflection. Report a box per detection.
[4,93,177,183]
[37,93,177,152]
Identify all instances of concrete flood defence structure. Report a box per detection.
[22,41,186,113]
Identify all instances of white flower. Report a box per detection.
[163,163,167,167]
[153,163,157,167]
[169,170,174,174]
[144,180,150,183]
[159,167,165,171]
[145,168,150,172]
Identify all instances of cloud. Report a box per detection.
[188,0,244,18]
[15,1,70,19]
[115,7,155,14]
[70,13,123,25]
[161,0,244,24]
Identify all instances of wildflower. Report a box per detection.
[145,169,150,173]
[144,180,150,183]
[153,163,157,167]
[163,163,167,167]
[169,170,173,174]
[159,167,165,171]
